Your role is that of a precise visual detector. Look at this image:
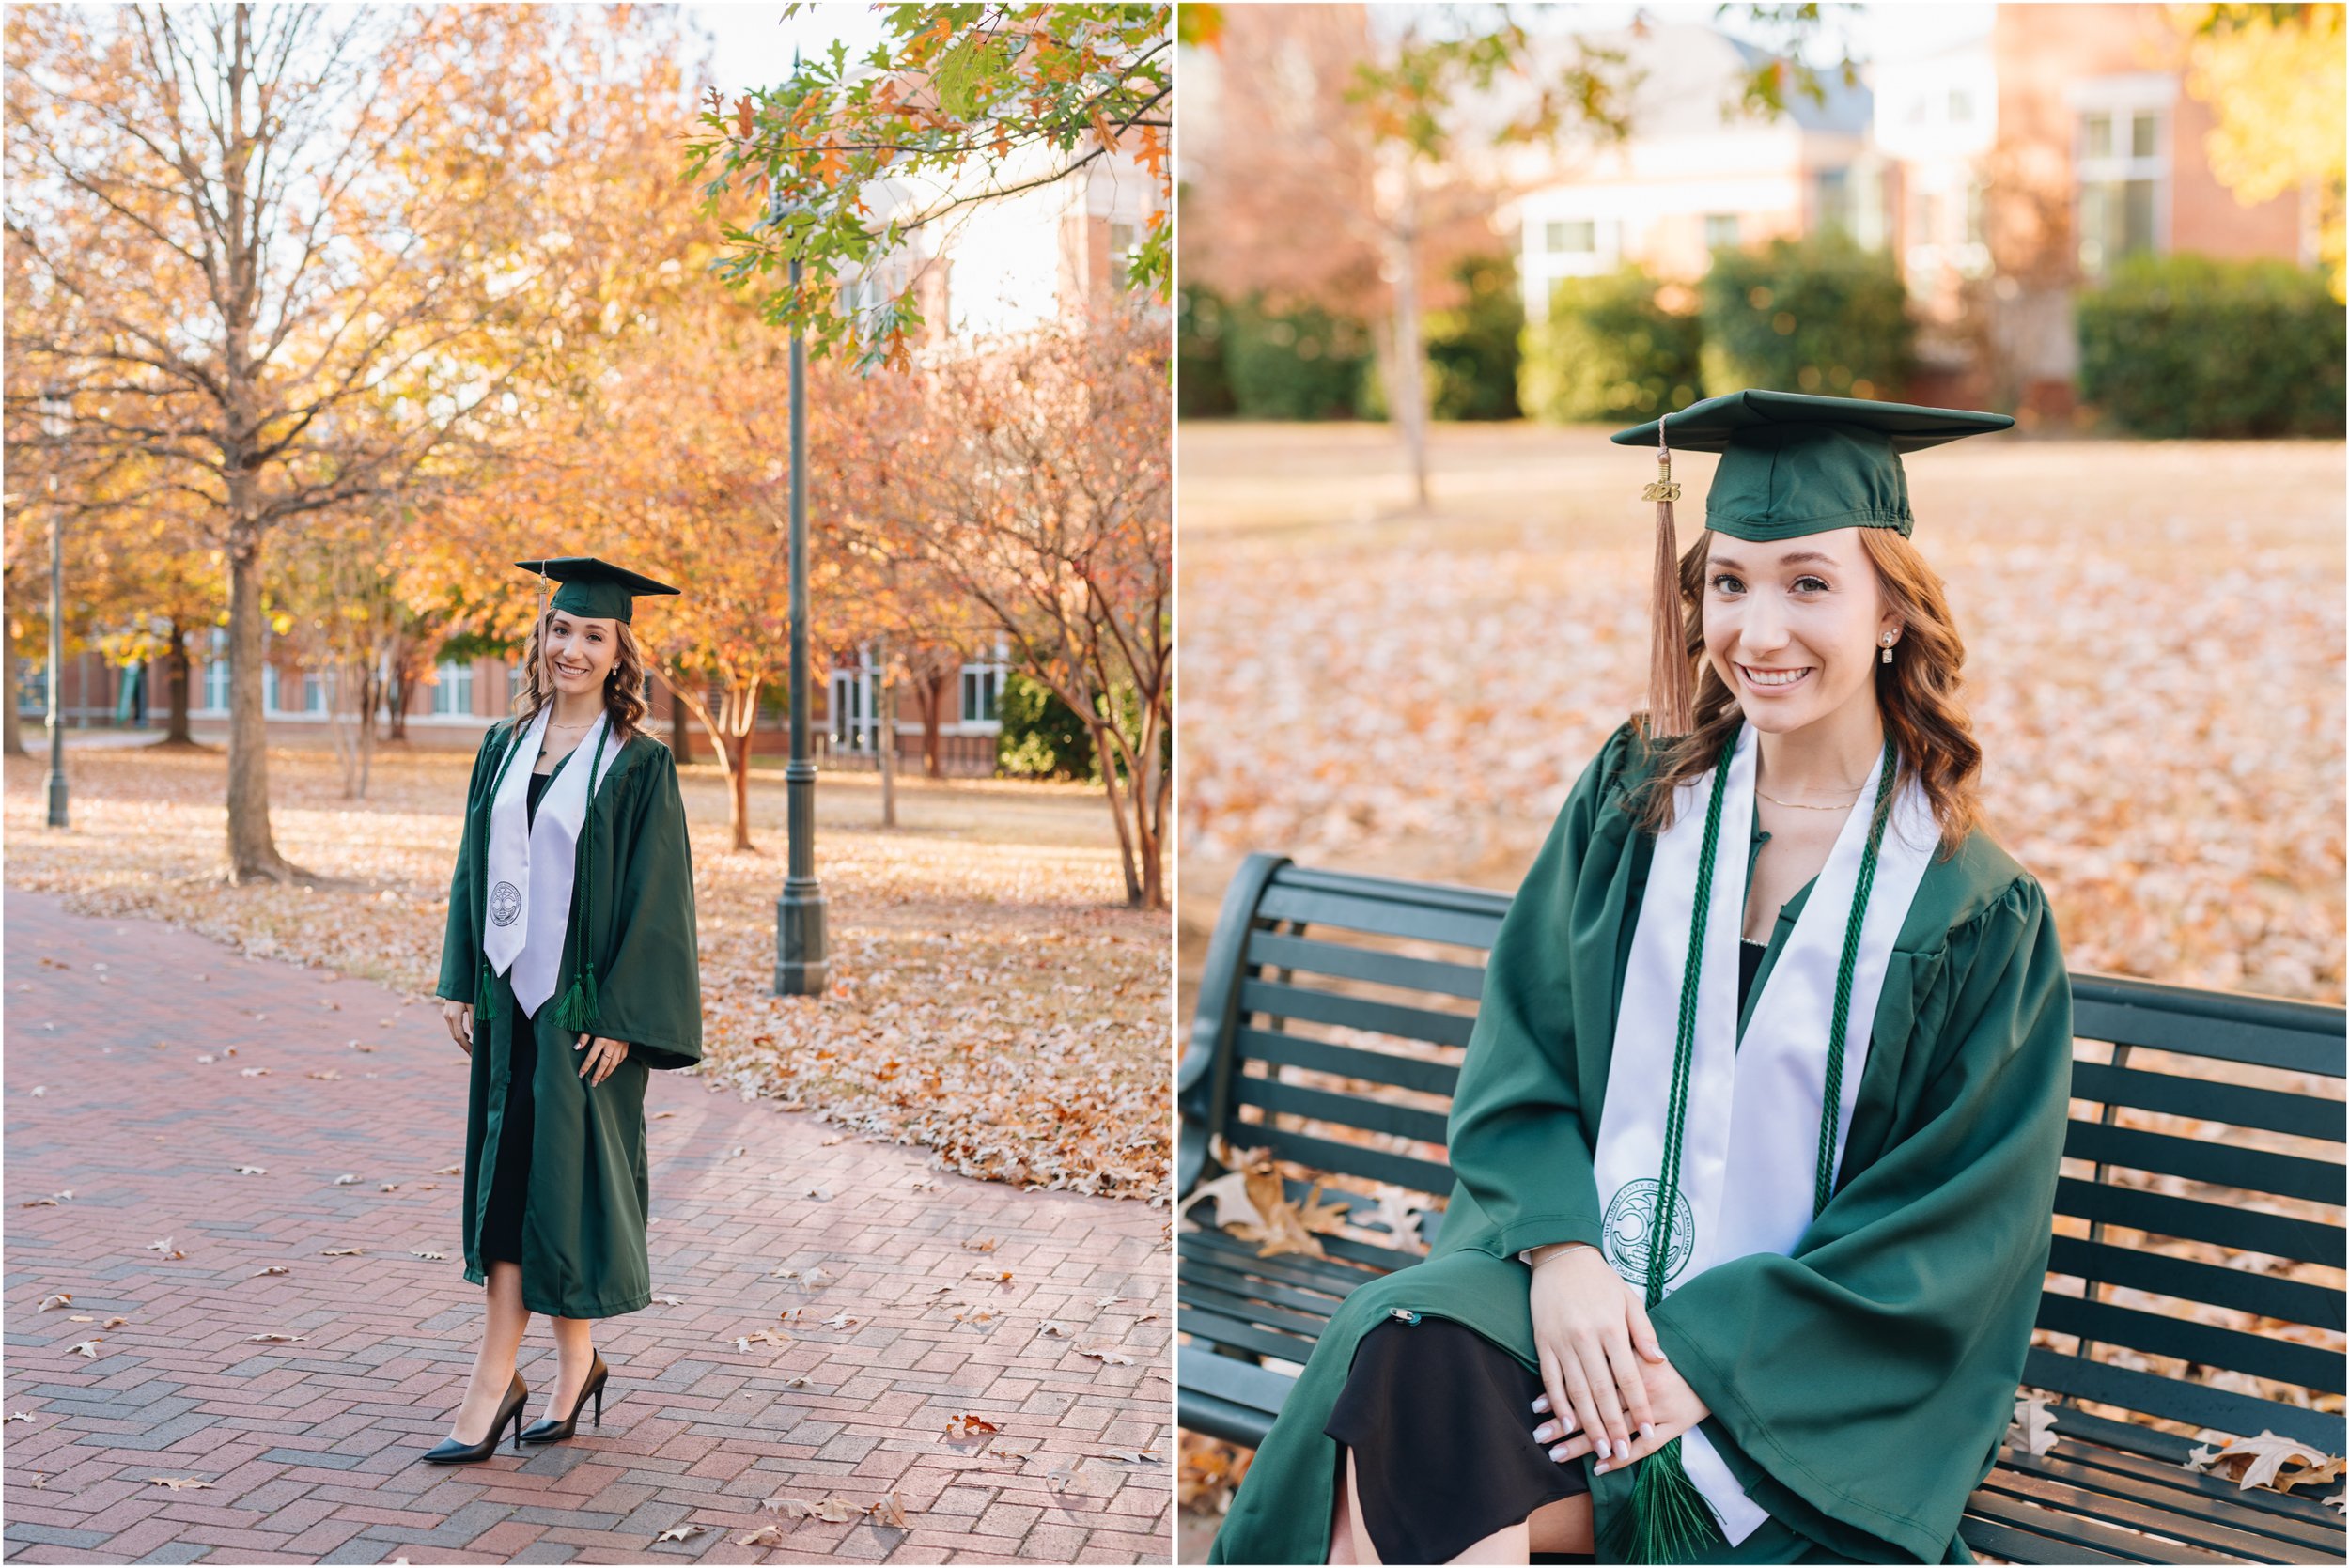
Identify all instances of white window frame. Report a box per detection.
[199,628,229,714]
[957,660,1006,733]
[829,645,878,752]
[2068,74,2173,278]
[430,658,474,719]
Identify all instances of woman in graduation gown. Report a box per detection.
[425,556,705,1462]
[1206,391,2077,1565]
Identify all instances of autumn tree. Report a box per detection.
[684,2,1174,365]
[1181,4,1859,510]
[3,3,636,881]
[2174,2,2346,301]
[843,306,1172,908]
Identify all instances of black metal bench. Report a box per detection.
[1177,852,2347,1564]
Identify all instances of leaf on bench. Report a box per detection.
[2183,1429,2345,1496]
[1177,1169,1267,1233]
[2004,1392,2058,1457]
[1364,1188,1431,1255]
[1230,1181,1350,1260]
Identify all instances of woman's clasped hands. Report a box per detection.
[1525,1240,1711,1475]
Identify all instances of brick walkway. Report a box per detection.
[3,891,1172,1564]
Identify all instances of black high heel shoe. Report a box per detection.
[422,1370,527,1463]
[519,1351,608,1443]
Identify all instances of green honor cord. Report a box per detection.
[1613,732,1900,1565]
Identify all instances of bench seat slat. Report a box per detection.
[1179,1276,1342,1341]
[1957,1510,2141,1566]
[1246,929,1487,1000]
[2045,1235,2346,1331]
[1973,1461,2346,1562]
[1231,1123,1460,1199]
[1994,1437,2349,1545]
[1179,1301,1322,1365]
[1964,1474,2293,1559]
[2053,1177,2343,1266]
[1180,1227,1392,1299]
[2063,1121,2344,1205]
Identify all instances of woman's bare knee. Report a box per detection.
[1526,1492,1594,1556]
[1328,1447,1382,1565]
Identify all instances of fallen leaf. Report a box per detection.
[654,1522,707,1542]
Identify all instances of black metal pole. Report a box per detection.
[776,252,828,995]
[44,436,68,829]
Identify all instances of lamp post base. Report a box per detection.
[775,877,828,996]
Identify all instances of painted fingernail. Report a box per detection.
[1549,1444,1570,1462]
[1641,1421,1656,1441]
[1532,1421,1558,1442]
[1595,1437,1610,1460]
[1594,1460,1609,1474]
[1531,1394,1549,1414]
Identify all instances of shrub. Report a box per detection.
[1221,295,1375,420]
[1426,253,1524,421]
[1698,230,1912,402]
[2077,253,2346,437]
[1519,262,1703,422]
[996,672,1094,780]
[1177,285,1237,419]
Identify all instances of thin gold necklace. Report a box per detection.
[1757,785,1863,810]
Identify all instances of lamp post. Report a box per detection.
[771,169,828,996]
[39,396,70,829]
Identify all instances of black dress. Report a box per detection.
[1321,939,1769,1564]
[480,769,553,1266]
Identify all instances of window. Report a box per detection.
[2077,105,2165,275]
[20,658,45,710]
[431,658,474,718]
[203,629,229,710]
[1108,220,1141,292]
[304,667,329,714]
[830,663,874,751]
[1816,168,1851,235]
[263,662,280,713]
[1543,218,1596,255]
[960,664,1001,726]
[1947,87,1972,125]
[1703,212,1740,250]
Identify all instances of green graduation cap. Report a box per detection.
[512,555,681,624]
[1610,389,2014,737]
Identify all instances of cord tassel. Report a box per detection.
[476,955,494,1023]
[1598,1435,1725,1564]
[1643,416,1695,739]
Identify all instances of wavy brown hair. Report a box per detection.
[1631,528,1984,858]
[509,607,649,749]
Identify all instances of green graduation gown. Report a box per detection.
[434,717,705,1318]
[1206,720,2074,1565]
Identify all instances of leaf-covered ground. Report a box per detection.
[1172,422,2347,1550]
[1178,423,2346,1008]
[3,740,1171,1203]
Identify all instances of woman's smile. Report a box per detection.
[1735,662,1814,692]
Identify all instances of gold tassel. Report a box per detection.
[1642,423,1695,739]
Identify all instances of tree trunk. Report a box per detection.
[922,665,947,779]
[224,525,302,883]
[1086,710,1143,907]
[726,716,754,852]
[163,623,194,743]
[878,636,897,828]
[671,677,694,763]
[1385,165,1431,513]
[2,659,21,756]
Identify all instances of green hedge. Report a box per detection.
[1698,230,1912,403]
[1426,253,1524,421]
[2077,253,2346,437]
[1519,262,1704,421]
[1220,295,1374,420]
[1177,286,1237,418]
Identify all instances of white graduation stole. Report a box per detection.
[480,705,623,1018]
[1592,720,1937,1543]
